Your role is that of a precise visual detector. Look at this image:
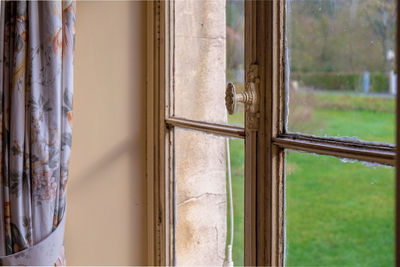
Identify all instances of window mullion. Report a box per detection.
[165,117,245,139]
[273,135,395,166]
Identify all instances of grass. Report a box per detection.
[289,91,395,143]
[305,92,396,113]
[228,139,245,266]
[227,111,245,265]
[291,108,395,144]
[286,152,394,266]
[227,93,395,266]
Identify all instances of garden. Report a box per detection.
[228,92,395,266]
[225,0,396,265]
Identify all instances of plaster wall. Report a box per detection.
[64,2,147,265]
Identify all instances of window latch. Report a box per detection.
[225,64,260,130]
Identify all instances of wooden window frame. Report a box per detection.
[147,0,400,266]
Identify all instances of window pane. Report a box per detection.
[175,128,244,266]
[286,0,397,144]
[285,151,395,266]
[174,0,244,127]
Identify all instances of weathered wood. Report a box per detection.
[396,0,400,265]
[149,0,400,266]
[165,117,245,139]
[274,134,395,166]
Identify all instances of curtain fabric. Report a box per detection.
[0,1,75,265]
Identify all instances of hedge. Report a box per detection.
[291,72,390,93]
[293,92,396,113]
[370,73,389,93]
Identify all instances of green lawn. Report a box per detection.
[227,94,395,266]
[286,151,394,266]
[228,139,245,266]
[290,108,395,144]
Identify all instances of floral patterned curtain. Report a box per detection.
[0,1,75,265]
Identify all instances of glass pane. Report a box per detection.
[286,151,395,266]
[286,0,397,144]
[174,0,244,127]
[175,128,244,266]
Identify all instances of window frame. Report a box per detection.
[147,0,400,265]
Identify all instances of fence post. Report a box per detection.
[390,70,397,95]
[363,71,370,94]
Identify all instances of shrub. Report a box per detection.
[370,72,389,93]
[294,91,395,113]
[291,72,390,93]
[291,72,362,91]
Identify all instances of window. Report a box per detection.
[147,0,400,266]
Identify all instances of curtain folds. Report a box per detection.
[0,1,75,265]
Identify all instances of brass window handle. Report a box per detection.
[225,64,260,130]
[225,81,259,115]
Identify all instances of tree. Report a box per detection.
[226,0,244,82]
[287,0,396,74]
[363,0,396,72]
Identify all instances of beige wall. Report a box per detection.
[65,1,147,265]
